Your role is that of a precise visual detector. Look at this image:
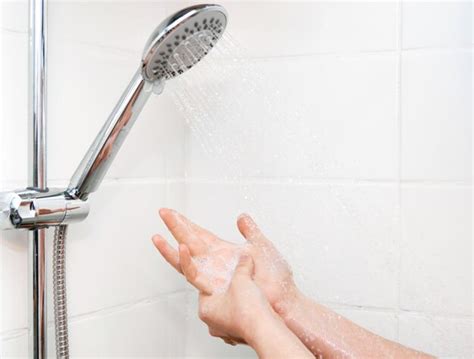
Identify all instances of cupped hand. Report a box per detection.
[179,248,275,344]
[152,208,297,314]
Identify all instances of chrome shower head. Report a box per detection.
[142,4,227,81]
[67,4,227,201]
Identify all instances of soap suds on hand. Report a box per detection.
[194,248,242,294]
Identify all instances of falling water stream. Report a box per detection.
[165,31,400,300]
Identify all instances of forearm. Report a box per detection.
[247,311,313,359]
[277,290,434,359]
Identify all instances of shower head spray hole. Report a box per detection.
[142,4,227,81]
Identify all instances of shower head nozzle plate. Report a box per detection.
[142,4,227,82]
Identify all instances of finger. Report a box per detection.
[229,336,248,345]
[152,235,182,273]
[209,327,225,338]
[234,254,254,278]
[208,328,243,346]
[159,208,217,247]
[236,213,265,243]
[179,244,213,295]
[222,338,237,346]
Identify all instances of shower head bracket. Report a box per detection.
[0,189,89,230]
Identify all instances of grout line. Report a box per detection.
[395,0,404,341]
[0,289,190,341]
[245,45,472,62]
[1,177,472,190]
[181,177,472,187]
[2,295,471,342]
[0,328,28,341]
[63,289,189,325]
[0,27,26,35]
[400,46,473,52]
[322,300,473,320]
[1,27,470,61]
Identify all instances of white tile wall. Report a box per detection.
[398,313,473,358]
[184,52,399,181]
[56,291,188,358]
[2,292,189,358]
[402,1,472,49]
[1,30,28,184]
[185,181,400,309]
[401,49,472,181]
[1,1,472,358]
[168,1,399,57]
[44,182,186,319]
[0,231,28,333]
[400,186,472,316]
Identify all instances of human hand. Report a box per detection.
[179,246,277,345]
[152,209,298,313]
[178,243,314,358]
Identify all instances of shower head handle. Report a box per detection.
[67,4,227,201]
[67,70,156,200]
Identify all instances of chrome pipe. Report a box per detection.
[67,70,155,201]
[29,0,47,191]
[29,230,47,359]
[28,0,48,357]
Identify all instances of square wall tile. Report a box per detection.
[51,1,168,53]
[399,313,472,358]
[402,2,472,49]
[0,0,27,33]
[184,52,398,181]
[0,231,28,333]
[472,3,474,45]
[401,50,472,181]
[165,180,186,212]
[167,1,398,57]
[184,181,249,243]
[400,186,472,316]
[185,181,400,309]
[1,331,28,358]
[45,182,186,319]
[49,292,188,357]
[1,30,28,183]
[262,53,398,180]
[0,0,257,56]
[1,292,188,358]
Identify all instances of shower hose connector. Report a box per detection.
[0,188,88,359]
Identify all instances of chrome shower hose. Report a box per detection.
[53,225,70,358]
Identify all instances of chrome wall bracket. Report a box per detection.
[0,189,89,230]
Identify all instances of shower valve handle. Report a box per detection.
[0,189,89,230]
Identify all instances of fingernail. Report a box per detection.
[238,213,249,221]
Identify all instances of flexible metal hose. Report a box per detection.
[53,225,70,358]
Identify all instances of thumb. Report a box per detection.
[234,254,254,278]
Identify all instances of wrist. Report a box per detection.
[273,286,304,321]
[244,309,283,349]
